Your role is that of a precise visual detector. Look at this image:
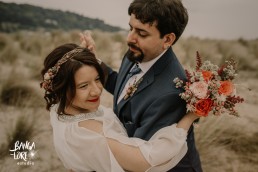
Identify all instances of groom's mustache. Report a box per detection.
[127,43,144,63]
[127,43,141,52]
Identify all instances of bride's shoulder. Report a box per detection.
[99,105,113,113]
[49,104,58,116]
[99,105,116,117]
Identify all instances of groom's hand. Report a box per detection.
[79,30,97,56]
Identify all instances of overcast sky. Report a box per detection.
[2,0,258,40]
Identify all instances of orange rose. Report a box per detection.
[219,80,234,96]
[195,99,213,117]
[202,70,213,82]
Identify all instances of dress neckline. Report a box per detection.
[58,107,104,122]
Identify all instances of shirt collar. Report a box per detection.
[138,49,168,73]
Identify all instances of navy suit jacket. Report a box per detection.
[104,48,202,171]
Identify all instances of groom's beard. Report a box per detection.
[127,43,144,63]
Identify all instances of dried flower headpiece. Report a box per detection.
[41,47,84,92]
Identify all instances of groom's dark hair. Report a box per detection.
[128,0,188,44]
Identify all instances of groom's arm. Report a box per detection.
[133,91,187,140]
[100,62,118,95]
[102,51,130,95]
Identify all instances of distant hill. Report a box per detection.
[0,1,123,32]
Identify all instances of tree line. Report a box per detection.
[0,1,123,33]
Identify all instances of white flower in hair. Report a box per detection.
[44,73,51,80]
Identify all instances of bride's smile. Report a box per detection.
[66,65,103,114]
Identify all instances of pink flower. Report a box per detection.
[44,73,51,80]
[189,81,209,99]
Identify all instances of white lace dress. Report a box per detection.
[50,104,188,172]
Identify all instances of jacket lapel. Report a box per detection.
[114,59,134,113]
[133,48,172,96]
[117,69,155,115]
[116,48,173,115]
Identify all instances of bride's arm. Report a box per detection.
[79,112,199,172]
[78,119,150,171]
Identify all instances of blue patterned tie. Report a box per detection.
[129,64,141,77]
[118,64,141,97]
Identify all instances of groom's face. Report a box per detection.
[126,14,167,63]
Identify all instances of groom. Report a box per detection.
[83,0,202,171]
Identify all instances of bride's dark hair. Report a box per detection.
[41,43,105,115]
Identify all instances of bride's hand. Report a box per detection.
[79,30,97,56]
[186,112,200,121]
[176,112,200,131]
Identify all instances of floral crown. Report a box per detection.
[41,47,84,92]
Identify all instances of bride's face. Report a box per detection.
[69,65,103,112]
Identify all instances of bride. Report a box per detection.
[41,43,200,172]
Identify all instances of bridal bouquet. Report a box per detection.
[174,52,244,117]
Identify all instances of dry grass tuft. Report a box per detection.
[195,109,258,172]
[0,111,39,159]
[0,82,43,107]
